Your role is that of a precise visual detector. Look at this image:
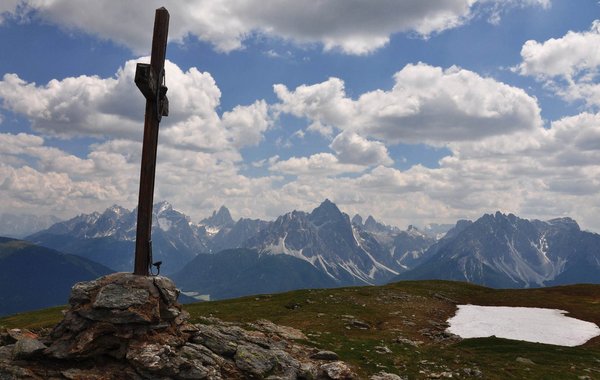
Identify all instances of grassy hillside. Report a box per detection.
[1,280,599,379]
[0,237,113,316]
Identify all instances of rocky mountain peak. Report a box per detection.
[200,205,234,227]
[363,215,390,234]
[153,200,173,216]
[351,214,363,226]
[309,199,346,226]
[548,217,580,231]
[103,204,129,219]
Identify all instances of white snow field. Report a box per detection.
[446,305,600,347]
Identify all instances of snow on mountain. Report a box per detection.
[398,212,600,288]
[199,205,234,235]
[27,201,210,274]
[246,199,407,285]
[23,200,598,290]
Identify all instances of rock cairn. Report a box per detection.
[0,272,357,379]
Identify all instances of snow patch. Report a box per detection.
[157,217,172,232]
[262,233,312,263]
[447,305,600,347]
[204,226,221,236]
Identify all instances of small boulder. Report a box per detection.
[234,344,276,377]
[12,338,46,360]
[320,361,355,379]
[310,350,339,361]
[371,372,406,380]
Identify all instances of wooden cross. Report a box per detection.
[133,7,170,276]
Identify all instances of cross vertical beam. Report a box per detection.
[134,7,170,276]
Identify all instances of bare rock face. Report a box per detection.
[0,273,358,379]
[45,272,189,360]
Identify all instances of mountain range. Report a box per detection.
[2,199,596,310]
[0,213,61,239]
[398,212,600,288]
[27,202,211,274]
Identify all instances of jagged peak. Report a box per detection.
[351,214,363,226]
[153,201,173,215]
[104,204,129,216]
[364,215,385,230]
[309,199,345,225]
[200,205,234,227]
[547,217,580,230]
[365,215,377,224]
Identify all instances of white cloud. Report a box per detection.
[517,20,600,107]
[262,108,600,230]
[0,133,137,216]
[518,20,600,79]
[330,131,393,166]
[273,77,352,128]
[0,58,270,156]
[275,63,542,145]
[0,131,284,222]
[479,0,550,25]
[269,153,365,177]
[2,109,600,231]
[221,100,271,148]
[3,0,548,55]
[0,0,19,24]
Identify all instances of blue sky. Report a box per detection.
[1,0,600,232]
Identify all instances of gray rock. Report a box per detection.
[349,320,370,330]
[0,345,14,362]
[12,339,46,360]
[152,276,179,304]
[371,372,406,380]
[69,280,97,305]
[77,307,155,324]
[234,344,276,377]
[516,357,535,365]
[4,329,37,344]
[394,337,422,347]
[320,361,355,379]
[251,319,307,340]
[93,283,149,309]
[374,345,392,354]
[192,325,240,357]
[0,362,40,379]
[310,350,339,361]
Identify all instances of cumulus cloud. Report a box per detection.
[330,131,393,166]
[260,107,600,230]
[0,131,284,221]
[3,111,600,231]
[269,153,365,177]
[275,63,542,145]
[0,133,137,216]
[516,20,600,107]
[2,0,548,55]
[0,58,271,156]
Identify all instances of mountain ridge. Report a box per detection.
[396,211,600,288]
